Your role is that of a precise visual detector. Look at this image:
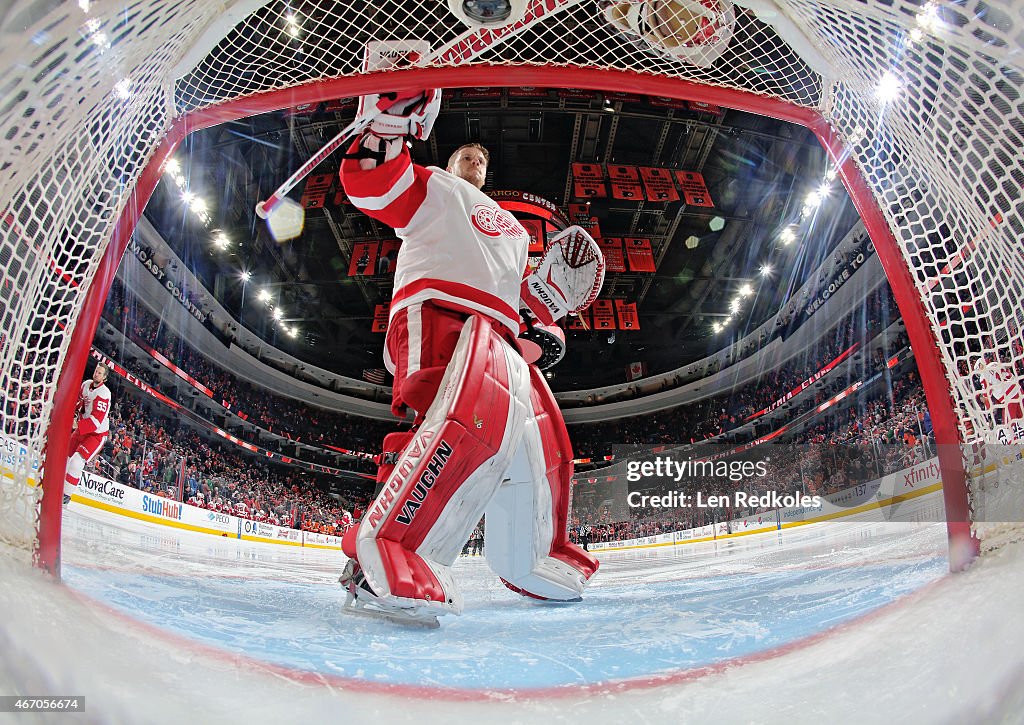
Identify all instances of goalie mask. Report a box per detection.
[601,0,735,68]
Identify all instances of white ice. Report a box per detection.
[1,494,1023,724]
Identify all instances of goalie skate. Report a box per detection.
[338,560,440,629]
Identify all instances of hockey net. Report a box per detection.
[1,0,1021,570]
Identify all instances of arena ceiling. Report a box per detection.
[142,88,862,391]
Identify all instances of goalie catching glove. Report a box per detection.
[521,225,606,327]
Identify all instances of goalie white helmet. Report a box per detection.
[602,0,735,68]
[448,0,530,28]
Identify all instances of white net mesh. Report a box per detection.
[1,0,1022,559]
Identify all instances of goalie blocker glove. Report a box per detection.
[521,225,606,327]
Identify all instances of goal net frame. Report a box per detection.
[2,0,1020,576]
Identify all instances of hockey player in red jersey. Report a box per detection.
[337,89,604,625]
[64,363,112,506]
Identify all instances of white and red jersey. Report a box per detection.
[977,361,1023,420]
[76,380,111,436]
[340,144,528,371]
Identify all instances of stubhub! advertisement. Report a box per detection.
[70,470,342,550]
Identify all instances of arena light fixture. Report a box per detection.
[239,270,251,282]
[257,289,271,303]
[739,282,753,297]
[685,235,700,249]
[709,216,726,232]
[272,308,283,321]
[113,79,132,100]
[760,264,772,277]
[212,231,230,250]
[916,2,940,33]
[780,227,796,246]
[877,71,902,103]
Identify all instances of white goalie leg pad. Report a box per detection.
[64,453,86,494]
[484,368,599,601]
[354,314,532,615]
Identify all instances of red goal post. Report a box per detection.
[3,0,1020,574]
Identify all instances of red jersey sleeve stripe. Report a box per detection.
[340,143,432,229]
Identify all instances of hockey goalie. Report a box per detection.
[337,88,604,626]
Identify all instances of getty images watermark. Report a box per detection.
[623,452,821,510]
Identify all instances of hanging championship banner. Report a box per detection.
[574,179,607,199]
[566,203,601,241]
[687,100,722,114]
[508,86,549,98]
[301,173,334,209]
[283,102,319,117]
[674,171,714,207]
[592,299,616,330]
[625,238,656,272]
[458,87,503,99]
[323,97,358,112]
[598,238,626,273]
[558,89,600,102]
[639,167,680,202]
[572,163,604,180]
[615,299,640,330]
[604,91,644,105]
[608,164,643,201]
[348,242,378,276]
[568,203,591,221]
[376,239,401,274]
[648,97,689,110]
[372,304,389,333]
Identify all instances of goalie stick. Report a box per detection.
[255,0,583,239]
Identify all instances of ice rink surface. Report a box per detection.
[3,495,1024,724]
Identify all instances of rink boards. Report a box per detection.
[67,469,345,549]
[60,456,945,553]
[592,457,945,552]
